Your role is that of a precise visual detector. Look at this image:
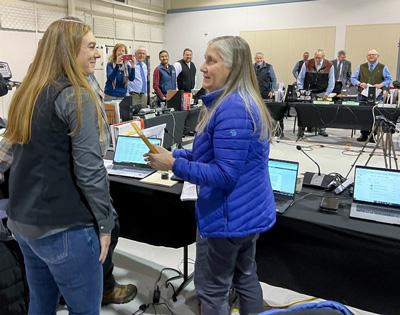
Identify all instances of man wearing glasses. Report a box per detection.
[351,49,392,142]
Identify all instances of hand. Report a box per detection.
[144,145,175,171]
[116,55,123,65]
[360,83,367,89]
[321,94,328,101]
[268,91,274,99]
[98,233,111,263]
[374,83,384,89]
[129,58,135,68]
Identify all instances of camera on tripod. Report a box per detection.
[375,115,397,133]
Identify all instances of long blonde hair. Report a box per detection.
[5,18,104,144]
[196,36,273,141]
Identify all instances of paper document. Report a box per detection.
[361,84,382,97]
[180,181,198,201]
[140,171,177,187]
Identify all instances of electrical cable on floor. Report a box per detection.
[264,296,318,310]
[133,302,175,315]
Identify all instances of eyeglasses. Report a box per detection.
[367,54,378,57]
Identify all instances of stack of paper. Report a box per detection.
[140,171,178,187]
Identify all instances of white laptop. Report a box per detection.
[106,135,161,179]
[269,159,299,213]
[350,166,400,225]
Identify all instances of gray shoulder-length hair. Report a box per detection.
[196,36,273,141]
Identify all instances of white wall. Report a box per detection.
[164,0,400,88]
[0,0,165,118]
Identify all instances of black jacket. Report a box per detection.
[0,219,29,315]
[0,74,8,97]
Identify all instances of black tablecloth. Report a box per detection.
[256,187,400,314]
[290,102,400,130]
[265,102,288,121]
[109,174,196,248]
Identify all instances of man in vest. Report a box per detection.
[174,48,196,93]
[127,46,148,108]
[254,52,277,100]
[153,50,176,105]
[297,49,335,137]
[292,52,309,80]
[254,52,280,135]
[351,49,392,142]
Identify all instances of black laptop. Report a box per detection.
[268,159,299,213]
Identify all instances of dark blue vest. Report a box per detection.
[157,64,176,97]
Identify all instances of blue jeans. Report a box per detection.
[194,232,263,315]
[14,226,103,315]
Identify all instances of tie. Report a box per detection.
[369,64,373,72]
[139,63,147,94]
[335,62,340,80]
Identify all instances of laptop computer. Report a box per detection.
[340,86,358,97]
[106,135,161,179]
[268,159,299,213]
[349,166,400,225]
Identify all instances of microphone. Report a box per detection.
[296,145,320,175]
[296,145,335,189]
[164,128,182,149]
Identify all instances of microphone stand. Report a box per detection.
[164,128,182,149]
[296,145,334,188]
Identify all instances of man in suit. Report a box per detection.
[331,50,352,95]
[292,52,309,80]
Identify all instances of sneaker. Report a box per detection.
[318,130,328,137]
[102,283,137,305]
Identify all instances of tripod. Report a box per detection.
[346,117,399,178]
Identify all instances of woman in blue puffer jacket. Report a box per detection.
[146,36,276,315]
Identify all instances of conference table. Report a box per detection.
[256,186,400,315]
[289,102,400,138]
[106,155,196,298]
[264,101,289,122]
[108,160,400,314]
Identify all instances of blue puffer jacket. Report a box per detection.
[172,89,276,238]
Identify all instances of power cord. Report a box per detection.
[153,268,183,304]
[264,296,317,310]
[133,302,175,315]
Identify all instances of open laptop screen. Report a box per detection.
[114,136,161,165]
[268,159,299,197]
[353,166,400,207]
